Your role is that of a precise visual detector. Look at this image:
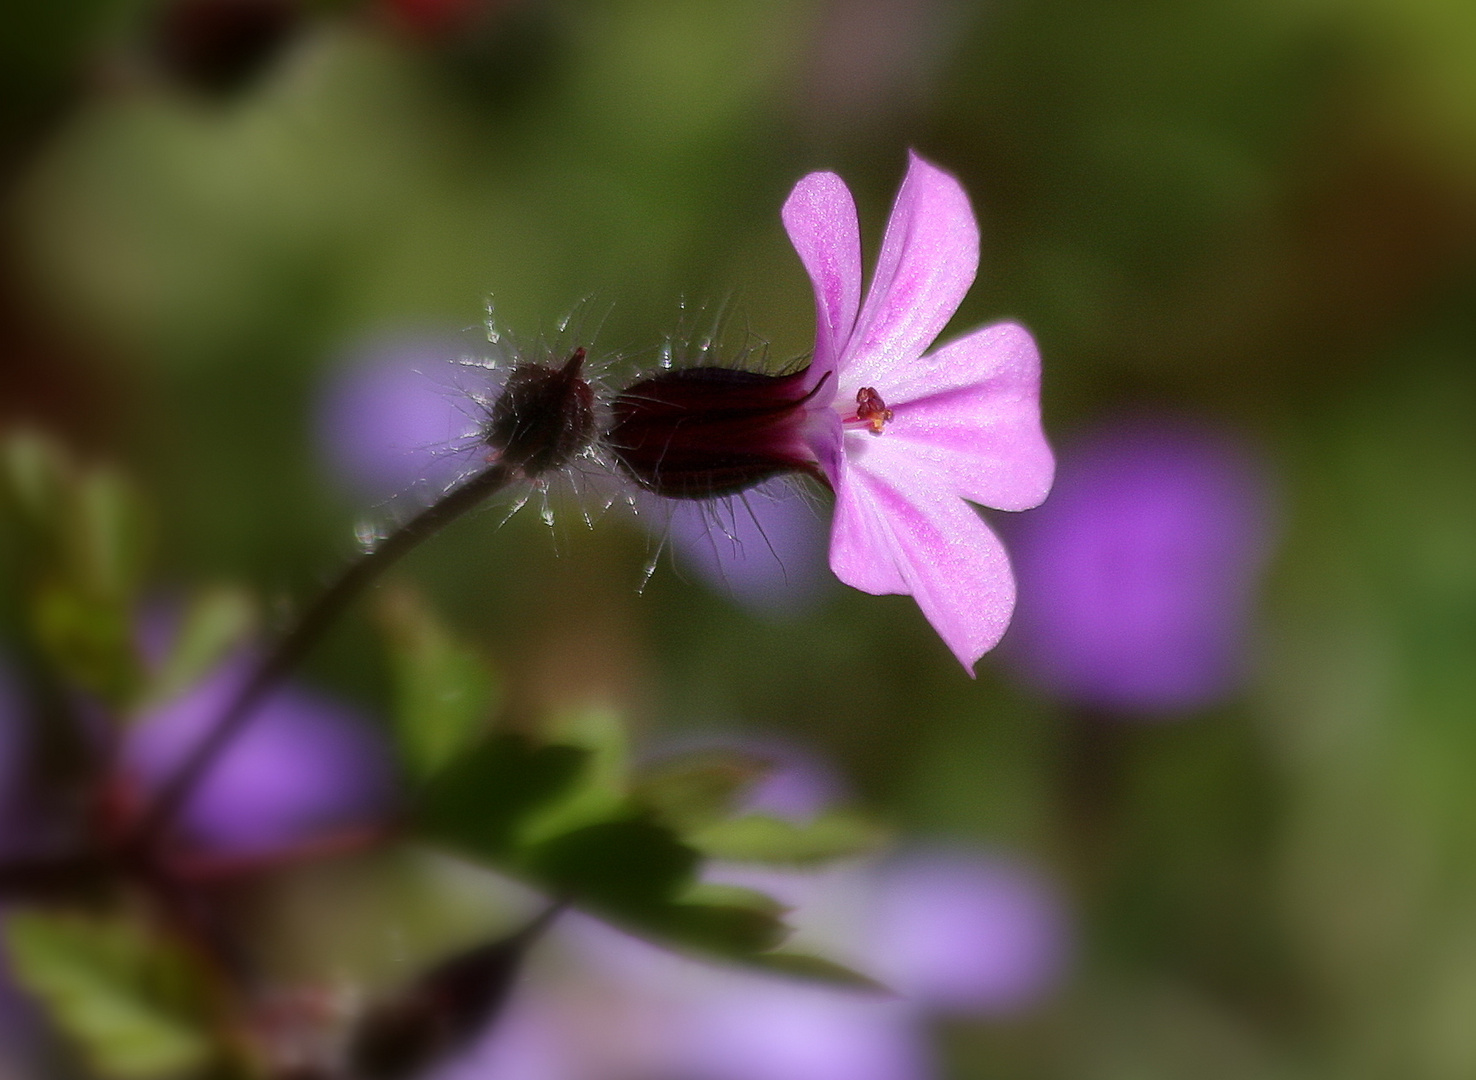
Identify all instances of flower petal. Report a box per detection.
[828,458,909,596]
[857,322,1054,512]
[830,465,1016,673]
[782,171,863,397]
[843,152,979,391]
[886,319,1038,403]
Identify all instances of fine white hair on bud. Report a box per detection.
[483,347,596,478]
[319,299,628,543]
[606,303,824,502]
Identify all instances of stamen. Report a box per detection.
[851,387,894,434]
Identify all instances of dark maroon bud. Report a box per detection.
[151,0,299,97]
[348,909,559,1079]
[347,937,524,1079]
[607,366,824,499]
[483,348,597,477]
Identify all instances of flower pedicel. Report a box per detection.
[612,152,1053,671]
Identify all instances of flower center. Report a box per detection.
[848,387,894,435]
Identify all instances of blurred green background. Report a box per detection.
[4,0,1476,1076]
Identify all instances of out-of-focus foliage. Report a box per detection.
[3,0,1476,1077]
[375,585,500,780]
[2,912,217,1079]
[386,612,880,979]
[0,424,885,1078]
[3,432,150,707]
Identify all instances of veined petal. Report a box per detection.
[829,458,909,596]
[886,320,1039,404]
[782,170,863,397]
[844,152,979,391]
[856,323,1054,512]
[830,465,1017,673]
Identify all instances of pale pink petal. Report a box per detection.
[852,323,1054,512]
[828,458,909,596]
[830,466,1016,672]
[843,152,979,390]
[885,320,1038,404]
[782,171,863,397]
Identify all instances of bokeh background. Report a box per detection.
[4,0,1476,1076]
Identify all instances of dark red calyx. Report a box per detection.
[607,366,820,499]
[483,348,596,477]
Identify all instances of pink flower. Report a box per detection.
[783,151,1054,671]
[607,152,1050,671]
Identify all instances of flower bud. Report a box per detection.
[607,366,822,499]
[483,348,597,478]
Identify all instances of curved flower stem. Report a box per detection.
[130,463,514,853]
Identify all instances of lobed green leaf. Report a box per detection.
[687,811,890,865]
[416,733,591,861]
[3,432,149,707]
[376,588,501,781]
[33,581,141,706]
[516,704,630,844]
[2,911,217,1079]
[634,747,774,831]
[137,584,257,712]
[519,815,700,917]
[742,950,889,992]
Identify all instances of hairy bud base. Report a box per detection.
[483,349,596,477]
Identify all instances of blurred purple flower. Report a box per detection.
[870,849,1070,1015]
[123,656,398,858]
[664,481,833,618]
[641,730,850,823]
[0,970,45,1079]
[527,911,929,1080]
[0,658,47,860]
[316,333,484,502]
[784,152,1054,672]
[557,848,1068,1079]
[675,982,930,1080]
[0,661,48,1072]
[430,992,566,1080]
[742,741,845,820]
[665,740,1071,1021]
[0,660,25,839]
[1004,417,1276,714]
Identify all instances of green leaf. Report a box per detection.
[417,733,590,860]
[33,581,141,706]
[2,911,216,1079]
[2,428,70,526]
[631,884,792,960]
[3,432,149,706]
[655,898,790,955]
[634,748,774,831]
[517,704,630,844]
[138,585,257,711]
[520,816,700,918]
[675,881,790,917]
[69,467,150,602]
[377,588,501,781]
[687,812,889,865]
[743,950,889,992]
